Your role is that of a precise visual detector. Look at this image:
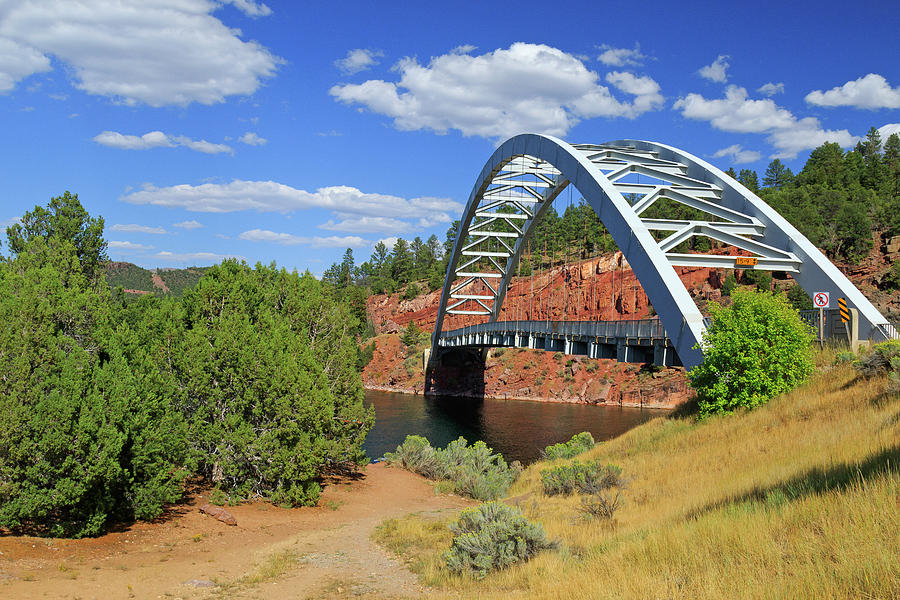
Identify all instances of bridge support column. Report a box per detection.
[617,341,630,364]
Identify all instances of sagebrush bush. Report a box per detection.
[834,350,856,365]
[542,432,595,460]
[443,502,556,578]
[854,340,900,392]
[540,460,623,496]
[385,436,521,500]
[578,489,623,521]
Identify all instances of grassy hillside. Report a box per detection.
[376,358,899,599]
[105,262,209,297]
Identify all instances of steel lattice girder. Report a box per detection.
[433,134,892,368]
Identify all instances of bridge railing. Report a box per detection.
[438,317,670,343]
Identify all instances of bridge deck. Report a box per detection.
[436,318,708,367]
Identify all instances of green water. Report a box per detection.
[363,390,660,464]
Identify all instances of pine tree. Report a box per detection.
[762,159,793,189]
[738,169,760,193]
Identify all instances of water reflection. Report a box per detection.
[363,390,661,464]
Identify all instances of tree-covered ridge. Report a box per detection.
[326,130,899,298]
[105,262,210,297]
[757,128,900,263]
[0,194,372,537]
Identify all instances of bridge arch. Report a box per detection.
[432,134,891,369]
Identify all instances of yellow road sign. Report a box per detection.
[838,297,850,323]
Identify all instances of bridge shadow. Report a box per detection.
[425,348,486,399]
[684,442,899,521]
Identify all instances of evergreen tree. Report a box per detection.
[762,159,793,189]
[6,191,107,280]
[737,168,760,193]
[391,238,414,284]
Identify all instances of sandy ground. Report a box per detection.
[0,464,473,600]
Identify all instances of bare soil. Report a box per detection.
[0,464,472,600]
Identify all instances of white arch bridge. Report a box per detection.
[430,134,894,371]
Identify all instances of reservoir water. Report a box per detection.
[363,390,661,465]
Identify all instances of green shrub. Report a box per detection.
[0,234,186,537]
[542,432,595,460]
[689,290,815,417]
[443,502,556,578]
[722,273,737,296]
[884,261,900,290]
[833,350,856,365]
[175,261,373,506]
[553,352,563,361]
[742,269,772,292]
[402,282,420,300]
[357,340,376,371]
[540,461,623,496]
[787,284,814,310]
[428,270,444,292]
[401,321,425,349]
[385,436,521,501]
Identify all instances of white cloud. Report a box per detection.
[238,132,267,145]
[674,85,859,158]
[94,131,232,154]
[222,0,272,17]
[330,42,665,140]
[319,216,411,235]
[698,55,729,83]
[335,48,383,75]
[878,123,900,141]
[155,250,243,263]
[238,229,368,248]
[757,82,784,96]
[712,144,762,165]
[110,223,167,234]
[377,237,399,250]
[0,37,51,92]
[108,240,154,250]
[674,86,795,133]
[596,43,647,67]
[121,180,462,235]
[1,216,21,228]
[805,73,900,110]
[94,131,174,150]
[173,220,204,230]
[0,0,281,106]
[172,136,232,155]
[451,45,476,55]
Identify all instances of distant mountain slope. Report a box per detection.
[105,262,210,297]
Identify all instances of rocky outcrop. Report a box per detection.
[366,253,725,335]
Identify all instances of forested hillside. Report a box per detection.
[105,261,210,297]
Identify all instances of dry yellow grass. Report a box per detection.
[376,364,900,599]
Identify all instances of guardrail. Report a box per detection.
[874,322,900,341]
[438,311,896,347]
[438,318,670,344]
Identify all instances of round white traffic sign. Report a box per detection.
[813,292,829,308]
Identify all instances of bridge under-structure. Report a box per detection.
[437,318,688,367]
[430,134,894,372]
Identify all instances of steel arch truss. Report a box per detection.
[433,134,891,369]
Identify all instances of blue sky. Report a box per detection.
[1,0,898,274]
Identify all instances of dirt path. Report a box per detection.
[0,464,473,599]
